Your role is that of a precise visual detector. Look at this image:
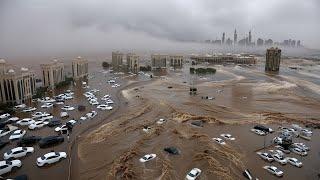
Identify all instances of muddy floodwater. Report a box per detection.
[2,59,320,180]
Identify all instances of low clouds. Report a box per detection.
[0,0,319,59]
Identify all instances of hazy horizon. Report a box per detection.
[1,0,320,61]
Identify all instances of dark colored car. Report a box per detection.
[254,125,273,133]
[0,139,9,149]
[47,119,62,127]
[17,136,41,146]
[164,147,180,155]
[13,174,28,180]
[38,136,64,148]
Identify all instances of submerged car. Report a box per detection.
[4,147,34,160]
[250,129,266,136]
[38,136,64,148]
[22,107,37,112]
[0,160,22,175]
[156,118,166,125]
[286,157,303,167]
[186,168,201,180]
[290,147,307,156]
[263,166,283,177]
[257,152,273,162]
[220,133,235,140]
[61,105,75,111]
[86,111,97,119]
[139,154,156,162]
[9,130,26,140]
[271,153,287,165]
[212,137,226,145]
[36,151,67,167]
[28,121,49,130]
[97,104,113,110]
[17,136,41,146]
[16,118,35,126]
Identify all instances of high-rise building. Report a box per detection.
[226,38,233,46]
[265,39,274,46]
[222,32,225,44]
[297,40,301,47]
[41,59,65,88]
[126,53,140,73]
[151,54,167,69]
[112,51,124,71]
[265,47,281,72]
[234,29,237,45]
[249,31,252,44]
[0,59,36,104]
[169,55,183,67]
[72,56,88,80]
[257,38,264,46]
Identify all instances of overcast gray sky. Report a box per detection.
[0,0,319,58]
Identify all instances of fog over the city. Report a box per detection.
[0,0,319,60]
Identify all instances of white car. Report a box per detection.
[67,120,77,125]
[41,103,53,108]
[186,168,201,180]
[36,152,67,167]
[212,138,226,145]
[16,118,35,126]
[269,150,284,156]
[0,113,10,119]
[83,92,94,98]
[257,152,273,162]
[263,166,283,177]
[156,118,166,124]
[250,129,266,136]
[61,105,75,111]
[38,115,54,121]
[86,111,97,119]
[60,112,69,118]
[64,96,73,100]
[286,157,303,167]
[0,160,22,175]
[107,80,115,84]
[4,147,34,160]
[89,100,99,105]
[80,116,87,121]
[32,112,50,118]
[139,154,156,162]
[0,129,14,137]
[272,153,287,165]
[220,134,235,140]
[8,117,19,122]
[292,143,309,151]
[14,104,26,109]
[9,130,26,140]
[142,126,151,133]
[97,104,113,110]
[22,107,37,112]
[291,147,307,156]
[105,99,114,104]
[28,121,49,130]
[55,125,68,132]
[39,97,55,103]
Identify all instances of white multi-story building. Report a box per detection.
[151,54,168,69]
[72,56,88,80]
[40,59,65,88]
[126,53,140,73]
[0,59,36,104]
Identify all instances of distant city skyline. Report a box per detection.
[204,29,303,48]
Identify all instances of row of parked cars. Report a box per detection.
[251,124,313,178]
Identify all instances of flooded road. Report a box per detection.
[2,59,320,179]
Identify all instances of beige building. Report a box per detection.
[112,51,124,71]
[190,53,256,64]
[72,56,88,79]
[151,54,167,69]
[169,55,184,67]
[265,47,281,72]
[126,53,140,73]
[0,59,36,104]
[41,59,65,88]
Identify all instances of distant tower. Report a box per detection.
[222,32,225,44]
[249,31,252,44]
[265,47,281,72]
[234,29,237,45]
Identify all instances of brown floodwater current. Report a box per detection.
[1,59,320,180]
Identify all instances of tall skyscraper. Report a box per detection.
[222,32,225,44]
[249,31,252,44]
[234,29,237,45]
[265,47,281,72]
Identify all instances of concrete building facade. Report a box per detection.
[151,54,167,69]
[265,47,281,72]
[190,54,256,64]
[41,60,65,88]
[0,59,36,104]
[112,52,124,71]
[72,56,88,80]
[126,53,140,73]
[169,55,183,67]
